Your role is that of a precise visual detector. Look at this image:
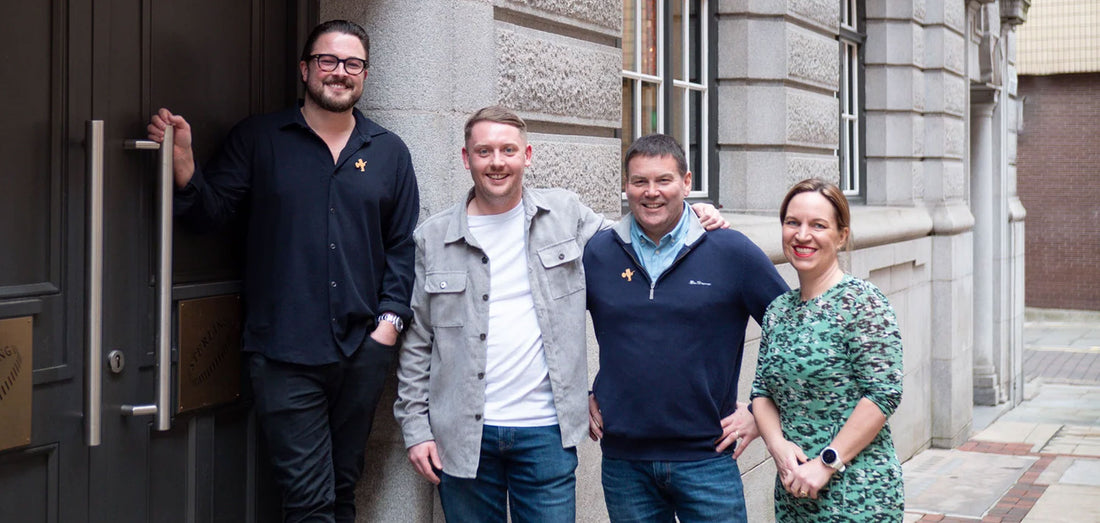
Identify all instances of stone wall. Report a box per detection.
[303,0,1030,521]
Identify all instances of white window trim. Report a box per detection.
[622,0,710,198]
[675,0,709,197]
[838,0,862,197]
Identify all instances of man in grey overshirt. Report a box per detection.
[394,107,727,522]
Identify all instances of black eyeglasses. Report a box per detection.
[310,54,366,75]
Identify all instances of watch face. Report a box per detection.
[822,448,838,464]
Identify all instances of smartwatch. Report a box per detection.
[820,447,846,472]
[377,312,405,333]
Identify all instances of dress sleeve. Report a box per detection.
[750,304,777,401]
[847,283,904,417]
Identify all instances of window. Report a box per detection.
[838,0,865,196]
[622,0,710,197]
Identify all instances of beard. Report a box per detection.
[305,77,361,113]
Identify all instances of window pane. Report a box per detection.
[671,86,684,145]
[623,78,636,141]
[642,0,658,76]
[672,0,683,80]
[641,82,659,135]
[688,0,702,84]
[688,89,703,190]
[623,1,636,72]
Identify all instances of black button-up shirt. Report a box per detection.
[175,105,419,365]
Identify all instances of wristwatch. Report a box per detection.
[820,447,846,472]
[377,312,405,333]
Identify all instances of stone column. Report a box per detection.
[925,0,975,448]
[971,85,1000,406]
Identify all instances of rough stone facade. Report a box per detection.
[314,1,1031,521]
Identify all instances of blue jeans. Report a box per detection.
[601,453,747,523]
[438,425,578,523]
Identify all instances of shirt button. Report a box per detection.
[482,294,489,301]
[482,256,488,264]
[477,372,485,380]
[329,207,335,214]
[331,281,337,287]
[474,414,482,421]
[329,243,336,250]
[558,253,565,260]
[479,333,486,341]
[440,281,447,289]
[331,317,337,322]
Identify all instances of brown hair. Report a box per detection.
[779,178,852,250]
[464,106,527,143]
[623,134,689,179]
[301,20,370,68]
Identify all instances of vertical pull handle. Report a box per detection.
[86,120,104,446]
[121,126,174,431]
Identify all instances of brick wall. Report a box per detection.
[1017,73,1100,311]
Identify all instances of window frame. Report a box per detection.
[621,0,715,201]
[838,0,866,199]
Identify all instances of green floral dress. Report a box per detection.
[751,275,904,522]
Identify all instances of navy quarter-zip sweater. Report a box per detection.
[585,214,788,461]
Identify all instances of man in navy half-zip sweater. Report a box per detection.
[585,134,788,522]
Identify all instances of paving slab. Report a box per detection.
[903,449,1036,518]
[1060,458,1100,487]
[1021,484,1100,522]
[1039,424,1100,456]
[972,421,1061,451]
[1034,456,1076,485]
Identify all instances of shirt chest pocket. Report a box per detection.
[536,238,584,300]
[424,271,467,327]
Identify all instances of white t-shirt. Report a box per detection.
[467,203,557,426]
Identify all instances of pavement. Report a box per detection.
[902,312,1100,523]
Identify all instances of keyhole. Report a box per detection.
[107,349,125,373]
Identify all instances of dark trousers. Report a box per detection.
[249,337,397,523]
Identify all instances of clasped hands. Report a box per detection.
[770,439,836,500]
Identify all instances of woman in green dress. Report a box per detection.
[751,179,904,521]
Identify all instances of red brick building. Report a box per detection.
[1016,2,1100,311]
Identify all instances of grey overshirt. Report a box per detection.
[394,187,608,478]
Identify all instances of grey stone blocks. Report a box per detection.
[497,26,620,127]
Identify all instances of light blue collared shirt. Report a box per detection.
[629,202,691,281]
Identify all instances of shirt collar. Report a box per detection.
[628,201,691,249]
[277,102,381,145]
[613,202,707,246]
[444,187,547,245]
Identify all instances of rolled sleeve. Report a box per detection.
[849,288,904,417]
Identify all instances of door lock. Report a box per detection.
[107,350,125,374]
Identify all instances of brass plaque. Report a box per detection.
[178,295,242,414]
[0,316,33,451]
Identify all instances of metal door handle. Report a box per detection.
[120,126,174,431]
[85,120,104,446]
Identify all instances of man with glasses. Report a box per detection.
[146,20,419,523]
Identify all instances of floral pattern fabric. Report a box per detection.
[751,275,904,522]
